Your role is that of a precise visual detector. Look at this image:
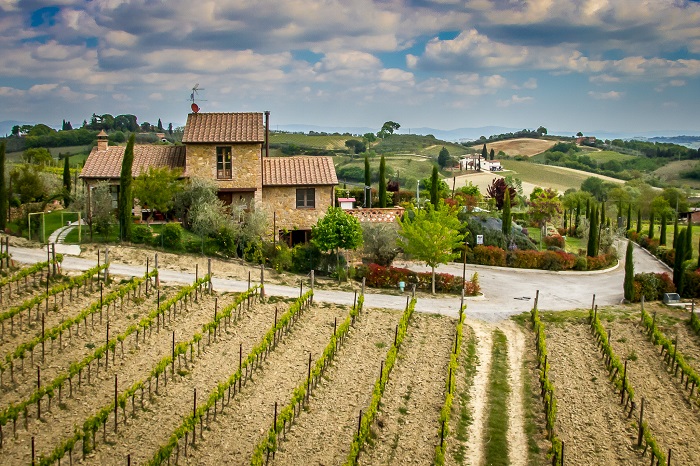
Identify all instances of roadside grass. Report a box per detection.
[453,328,477,465]
[483,329,510,466]
[521,353,543,465]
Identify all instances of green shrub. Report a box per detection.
[291,243,323,273]
[160,222,183,250]
[264,242,293,272]
[573,255,588,271]
[131,224,153,244]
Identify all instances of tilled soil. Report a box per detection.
[607,317,700,465]
[547,323,646,465]
[270,307,401,466]
[1,289,247,465]
[358,313,455,466]
[0,287,159,407]
[186,302,351,465]
[446,325,476,465]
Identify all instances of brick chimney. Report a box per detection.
[97,130,108,151]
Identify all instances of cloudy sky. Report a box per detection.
[1,0,699,135]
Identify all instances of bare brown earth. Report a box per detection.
[358,313,454,465]
[547,322,646,465]
[607,315,700,465]
[270,307,400,465]
[483,138,557,157]
[501,320,528,466]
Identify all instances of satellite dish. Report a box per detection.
[191,103,200,113]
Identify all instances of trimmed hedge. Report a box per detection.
[467,245,615,271]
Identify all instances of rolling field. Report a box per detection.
[482,138,557,157]
[269,133,348,150]
[499,160,624,192]
[653,159,700,189]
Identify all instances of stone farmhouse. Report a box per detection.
[81,111,338,245]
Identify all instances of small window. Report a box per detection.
[296,188,315,209]
[217,147,232,179]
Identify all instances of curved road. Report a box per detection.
[8,241,668,322]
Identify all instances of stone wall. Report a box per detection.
[186,143,263,204]
[262,185,334,233]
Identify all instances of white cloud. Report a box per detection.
[497,94,534,107]
[149,92,163,100]
[588,90,623,100]
[589,74,620,84]
[521,78,537,89]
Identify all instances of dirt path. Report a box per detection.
[1,290,248,465]
[358,313,455,465]
[608,318,700,465]
[500,320,527,466]
[547,323,646,465]
[184,303,350,465]
[446,325,477,465]
[462,320,493,466]
[270,307,400,465]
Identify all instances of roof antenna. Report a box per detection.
[189,83,206,113]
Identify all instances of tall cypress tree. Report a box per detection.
[587,206,598,257]
[563,208,568,231]
[674,228,686,295]
[673,213,679,249]
[648,211,655,239]
[659,212,667,246]
[575,199,581,232]
[502,189,512,236]
[600,201,606,226]
[636,208,642,234]
[0,142,6,231]
[585,198,590,220]
[489,148,495,160]
[62,155,72,207]
[685,219,693,261]
[119,134,135,241]
[626,204,632,231]
[430,165,439,208]
[364,155,371,207]
[378,155,387,208]
[480,144,487,171]
[624,240,634,301]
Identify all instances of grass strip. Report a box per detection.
[433,306,465,465]
[147,290,313,466]
[345,297,416,465]
[38,284,259,465]
[250,294,365,465]
[483,329,510,466]
[589,307,665,464]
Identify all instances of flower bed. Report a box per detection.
[359,264,480,295]
[467,245,615,271]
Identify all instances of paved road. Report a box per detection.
[8,241,668,322]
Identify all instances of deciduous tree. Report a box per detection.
[398,202,465,294]
[312,207,363,281]
[486,178,516,210]
[133,167,182,223]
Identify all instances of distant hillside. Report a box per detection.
[647,136,700,149]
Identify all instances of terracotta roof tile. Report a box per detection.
[81,145,186,179]
[263,156,338,186]
[182,112,264,143]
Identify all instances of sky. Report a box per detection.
[1,0,699,136]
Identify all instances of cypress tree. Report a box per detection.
[563,208,568,231]
[600,201,606,226]
[636,208,642,234]
[648,211,655,239]
[502,189,512,236]
[430,165,439,208]
[587,206,598,257]
[62,155,71,207]
[673,213,679,249]
[119,133,135,241]
[0,142,6,230]
[378,155,387,208]
[674,228,686,295]
[624,240,635,301]
[685,219,693,261]
[480,144,487,170]
[575,199,581,232]
[364,155,371,207]
[659,212,667,246]
[626,204,632,231]
[489,148,495,160]
[585,198,590,220]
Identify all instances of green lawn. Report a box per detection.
[269,133,349,149]
[584,150,635,163]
